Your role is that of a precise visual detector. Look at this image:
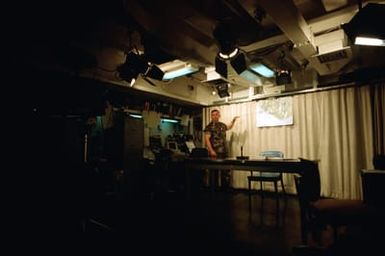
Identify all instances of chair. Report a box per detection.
[360,169,385,212]
[294,158,368,245]
[247,150,286,222]
[360,169,385,242]
[190,148,209,195]
[373,154,385,170]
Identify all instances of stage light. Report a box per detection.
[213,19,247,77]
[219,48,239,60]
[216,83,230,98]
[276,69,291,85]
[118,52,164,83]
[146,64,165,80]
[215,55,228,78]
[230,52,247,74]
[343,3,385,46]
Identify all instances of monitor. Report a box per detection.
[167,141,178,151]
[185,141,196,153]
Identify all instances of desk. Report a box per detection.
[185,157,308,173]
[185,157,319,242]
[185,157,316,197]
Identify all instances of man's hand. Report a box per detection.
[209,149,217,158]
[227,116,240,130]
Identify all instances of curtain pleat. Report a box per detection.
[373,83,385,155]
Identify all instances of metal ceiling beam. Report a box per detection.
[308,3,360,34]
[258,0,330,75]
[124,0,216,65]
[240,34,288,52]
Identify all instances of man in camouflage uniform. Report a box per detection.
[204,109,239,190]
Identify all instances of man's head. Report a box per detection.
[211,109,220,122]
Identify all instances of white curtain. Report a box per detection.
[203,85,375,199]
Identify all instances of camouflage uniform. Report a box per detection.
[204,121,231,188]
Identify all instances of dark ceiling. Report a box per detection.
[10,0,385,92]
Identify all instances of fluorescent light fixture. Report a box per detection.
[161,118,179,123]
[129,114,178,123]
[355,36,385,46]
[249,63,275,78]
[240,70,260,82]
[159,60,199,80]
[129,114,142,119]
[162,66,199,80]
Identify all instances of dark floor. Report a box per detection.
[81,189,304,255]
[22,171,381,255]
[65,185,361,256]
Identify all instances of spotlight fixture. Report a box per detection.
[275,69,291,85]
[215,50,247,78]
[117,52,164,83]
[215,55,228,78]
[216,83,230,98]
[230,52,247,74]
[343,3,385,46]
[146,64,165,80]
[213,19,247,77]
[219,48,239,60]
[117,53,144,83]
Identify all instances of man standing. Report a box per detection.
[204,109,239,189]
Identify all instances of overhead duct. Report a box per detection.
[258,0,357,76]
[312,29,352,71]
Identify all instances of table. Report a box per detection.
[184,157,319,243]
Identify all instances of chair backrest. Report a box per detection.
[361,169,385,210]
[260,150,284,158]
[190,148,209,158]
[295,158,321,204]
[373,155,385,170]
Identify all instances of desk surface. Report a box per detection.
[185,157,314,174]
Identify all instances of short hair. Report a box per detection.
[211,109,220,114]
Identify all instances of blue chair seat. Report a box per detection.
[247,151,286,224]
